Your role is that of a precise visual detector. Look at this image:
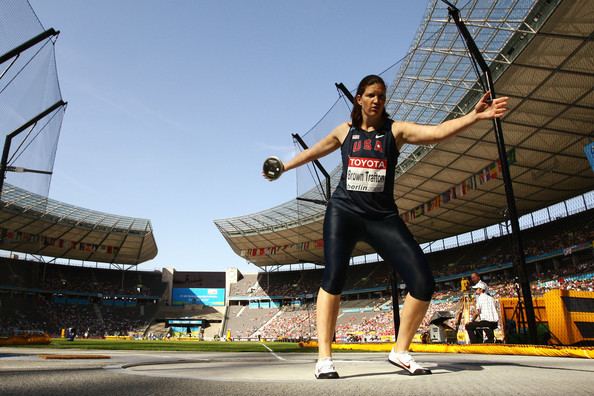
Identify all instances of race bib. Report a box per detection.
[346,156,387,192]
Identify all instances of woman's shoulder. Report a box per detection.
[387,118,402,131]
[329,122,352,145]
[331,122,352,136]
[389,119,406,151]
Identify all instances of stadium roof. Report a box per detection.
[0,184,158,265]
[214,0,594,267]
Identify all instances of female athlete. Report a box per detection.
[263,74,508,378]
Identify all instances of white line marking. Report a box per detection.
[333,360,379,364]
[260,343,286,361]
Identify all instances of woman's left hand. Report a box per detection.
[474,91,509,120]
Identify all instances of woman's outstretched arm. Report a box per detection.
[393,91,509,146]
[282,122,349,172]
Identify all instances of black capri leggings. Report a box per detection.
[321,202,435,301]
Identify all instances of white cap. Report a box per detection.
[472,281,488,290]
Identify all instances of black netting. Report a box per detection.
[5,106,64,195]
[0,0,45,56]
[293,0,533,208]
[0,0,64,198]
[295,96,352,201]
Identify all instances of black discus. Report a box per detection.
[263,156,284,181]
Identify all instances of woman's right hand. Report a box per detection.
[262,156,284,181]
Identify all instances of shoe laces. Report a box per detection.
[317,358,336,372]
[397,352,413,364]
[395,352,427,371]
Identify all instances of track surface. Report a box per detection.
[1,346,593,395]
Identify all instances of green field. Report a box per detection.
[9,338,313,353]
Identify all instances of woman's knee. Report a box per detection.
[320,277,345,296]
[409,277,435,302]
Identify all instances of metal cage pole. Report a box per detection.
[441,0,537,343]
[0,100,66,201]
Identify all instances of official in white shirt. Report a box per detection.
[465,281,499,343]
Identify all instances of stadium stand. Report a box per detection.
[256,306,316,341]
[5,205,587,341]
[226,209,594,304]
[224,305,280,339]
[0,258,165,297]
[0,258,166,337]
[222,207,594,342]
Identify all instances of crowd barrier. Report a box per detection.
[500,290,594,345]
[0,333,51,346]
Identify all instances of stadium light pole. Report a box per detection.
[440,0,537,343]
[0,100,66,201]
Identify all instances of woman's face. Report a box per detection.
[357,83,386,119]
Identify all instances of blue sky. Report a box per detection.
[29,0,428,273]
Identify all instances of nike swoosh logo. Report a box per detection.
[390,357,411,369]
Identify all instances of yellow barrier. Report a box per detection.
[299,341,594,359]
[500,290,594,345]
[0,334,51,346]
[39,354,111,360]
[104,335,133,340]
[543,289,594,345]
[172,336,201,341]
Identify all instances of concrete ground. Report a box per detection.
[1,346,593,396]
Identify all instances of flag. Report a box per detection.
[479,167,489,184]
[465,175,477,191]
[489,162,498,179]
[449,187,457,200]
[584,143,594,172]
[426,196,441,212]
[507,148,517,165]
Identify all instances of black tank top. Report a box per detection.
[330,120,399,218]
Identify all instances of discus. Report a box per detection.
[263,156,284,181]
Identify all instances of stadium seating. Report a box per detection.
[227,209,594,302]
[2,209,593,342]
[0,292,158,337]
[0,258,166,297]
[224,305,279,339]
[222,209,594,342]
[0,258,166,337]
[257,306,316,341]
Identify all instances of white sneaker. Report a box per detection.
[314,358,339,379]
[388,350,431,376]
